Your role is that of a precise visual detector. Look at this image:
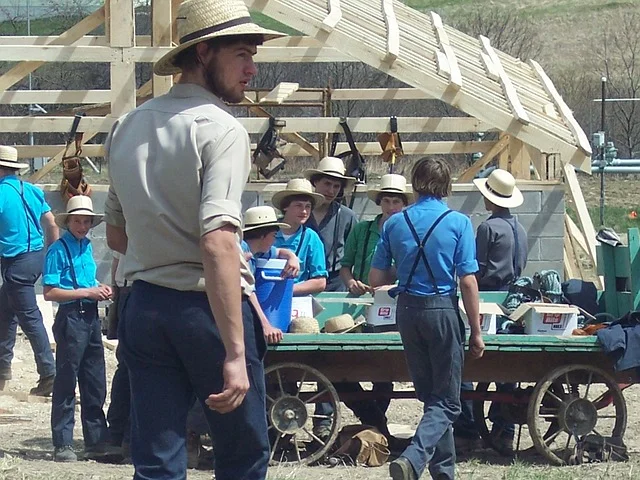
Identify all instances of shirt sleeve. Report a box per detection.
[33,187,51,215]
[341,222,360,268]
[307,232,328,279]
[371,220,393,270]
[104,120,126,228]
[42,245,65,288]
[455,217,479,277]
[475,221,491,278]
[197,120,251,236]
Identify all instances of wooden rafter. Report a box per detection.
[382,0,399,62]
[152,0,174,97]
[259,82,300,104]
[479,35,530,125]
[321,0,342,31]
[456,134,511,182]
[430,12,461,91]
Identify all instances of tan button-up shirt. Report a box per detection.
[104,83,254,294]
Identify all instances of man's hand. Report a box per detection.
[85,286,111,301]
[205,356,249,414]
[278,249,300,278]
[347,279,372,296]
[263,324,283,344]
[469,332,485,359]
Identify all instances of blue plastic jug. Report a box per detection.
[254,258,294,332]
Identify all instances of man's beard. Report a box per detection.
[203,57,244,104]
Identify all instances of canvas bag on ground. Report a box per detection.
[333,425,390,467]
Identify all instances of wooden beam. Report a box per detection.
[529,59,592,156]
[456,134,511,182]
[563,228,580,280]
[152,0,174,97]
[0,7,105,93]
[509,138,534,179]
[431,12,461,91]
[16,144,104,158]
[565,213,589,254]
[382,0,399,62]
[110,0,136,117]
[479,35,530,125]
[259,82,300,104]
[0,90,111,104]
[321,0,342,32]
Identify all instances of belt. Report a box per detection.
[397,292,458,309]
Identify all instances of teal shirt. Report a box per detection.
[341,215,381,283]
[43,231,99,304]
[0,175,50,258]
[274,226,328,283]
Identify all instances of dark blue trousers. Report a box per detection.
[0,250,55,378]
[396,293,465,480]
[120,281,269,480]
[454,382,480,439]
[51,302,108,448]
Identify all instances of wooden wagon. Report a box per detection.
[264,293,636,466]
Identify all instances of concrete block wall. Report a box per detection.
[31,183,564,289]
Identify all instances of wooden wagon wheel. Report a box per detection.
[527,364,627,465]
[264,362,341,465]
[472,382,533,456]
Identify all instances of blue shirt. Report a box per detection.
[0,175,50,258]
[371,196,478,296]
[43,231,99,304]
[274,226,328,283]
[240,241,277,275]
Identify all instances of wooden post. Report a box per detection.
[109,0,136,117]
[152,0,174,97]
[508,138,534,179]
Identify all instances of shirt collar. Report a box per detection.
[62,230,90,247]
[169,83,229,112]
[415,196,447,207]
[369,214,383,232]
[0,174,18,184]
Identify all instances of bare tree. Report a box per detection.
[0,0,27,35]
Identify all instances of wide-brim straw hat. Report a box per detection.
[289,316,320,334]
[242,205,289,232]
[322,314,366,334]
[473,169,523,209]
[153,0,287,76]
[55,195,104,229]
[0,145,28,170]
[367,173,414,205]
[303,156,357,190]
[271,178,324,212]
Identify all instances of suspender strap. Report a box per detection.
[5,181,43,253]
[329,207,341,274]
[357,221,374,281]
[498,217,521,278]
[295,226,306,257]
[403,209,453,295]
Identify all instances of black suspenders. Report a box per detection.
[499,217,521,278]
[356,221,374,281]
[402,209,453,295]
[294,226,306,256]
[5,181,43,253]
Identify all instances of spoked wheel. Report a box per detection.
[264,362,341,465]
[527,364,627,465]
[472,382,534,455]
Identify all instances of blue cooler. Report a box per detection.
[254,258,294,332]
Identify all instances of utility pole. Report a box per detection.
[599,76,607,227]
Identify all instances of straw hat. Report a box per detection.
[367,174,414,205]
[289,316,320,334]
[322,314,365,334]
[153,0,287,76]
[242,206,289,232]
[0,146,28,170]
[271,178,324,212]
[303,157,357,189]
[473,169,523,209]
[54,195,104,229]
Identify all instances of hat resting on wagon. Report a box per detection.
[153,0,287,76]
[54,195,104,229]
[242,206,289,232]
[289,316,320,334]
[0,145,28,170]
[322,314,365,334]
[303,156,357,190]
[367,173,414,205]
[271,178,324,212]
[473,168,523,209]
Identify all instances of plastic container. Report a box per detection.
[254,258,294,332]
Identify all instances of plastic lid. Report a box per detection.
[255,258,287,270]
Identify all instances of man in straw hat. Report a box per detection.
[271,179,328,295]
[303,156,358,292]
[341,173,412,296]
[0,145,58,396]
[370,158,484,480]
[103,0,286,477]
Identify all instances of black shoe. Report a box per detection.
[0,367,11,381]
[84,442,122,460]
[389,456,417,480]
[30,374,55,396]
[54,445,77,462]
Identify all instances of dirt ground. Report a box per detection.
[1,335,640,480]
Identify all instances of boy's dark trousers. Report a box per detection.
[51,302,108,448]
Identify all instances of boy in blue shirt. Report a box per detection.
[43,196,113,463]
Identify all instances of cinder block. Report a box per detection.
[518,213,564,238]
[537,237,565,261]
[448,191,484,215]
[526,237,541,261]
[541,188,565,213]
[517,191,542,214]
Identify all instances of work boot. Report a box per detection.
[389,456,417,480]
[84,442,122,460]
[0,366,11,380]
[54,445,77,462]
[30,374,55,396]
[186,431,201,469]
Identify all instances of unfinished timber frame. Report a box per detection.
[0,0,596,282]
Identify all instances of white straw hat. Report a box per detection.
[243,206,289,232]
[271,178,324,212]
[367,174,414,205]
[0,145,28,170]
[303,156,357,189]
[54,195,104,229]
[289,316,320,334]
[322,314,366,333]
[473,169,523,209]
[153,0,287,76]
